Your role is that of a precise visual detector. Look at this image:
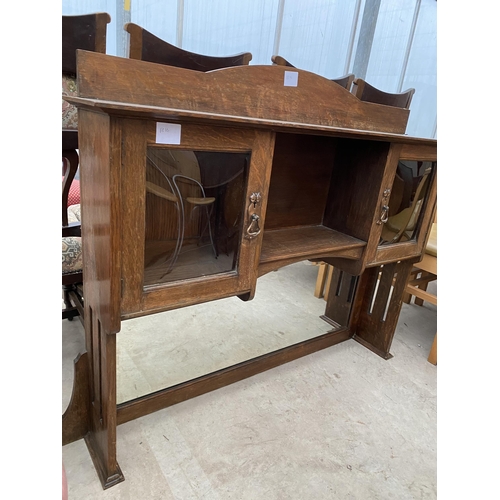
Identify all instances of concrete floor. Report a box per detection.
[62,261,437,499]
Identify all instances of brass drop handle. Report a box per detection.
[246,213,261,237]
[376,188,391,225]
[377,205,389,225]
[246,192,262,238]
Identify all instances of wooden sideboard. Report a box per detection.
[63,50,437,489]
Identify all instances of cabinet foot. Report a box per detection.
[85,433,125,489]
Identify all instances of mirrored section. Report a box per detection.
[144,148,250,285]
[380,160,436,245]
[117,261,329,404]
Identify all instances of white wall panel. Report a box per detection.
[182,0,280,65]
[62,0,437,137]
[365,0,417,91]
[279,0,358,78]
[131,0,178,46]
[401,0,437,138]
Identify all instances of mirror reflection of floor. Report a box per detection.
[117,261,328,404]
[62,261,328,411]
[62,264,437,499]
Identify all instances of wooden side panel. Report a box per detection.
[243,130,276,299]
[352,260,415,359]
[84,310,123,488]
[323,139,390,241]
[265,133,336,230]
[363,143,404,264]
[76,50,409,134]
[79,109,121,335]
[119,119,148,313]
[323,268,359,329]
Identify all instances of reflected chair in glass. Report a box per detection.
[271,55,355,90]
[126,22,252,70]
[145,155,183,276]
[380,166,432,244]
[145,150,218,281]
[172,174,217,260]
[351,78,415,109]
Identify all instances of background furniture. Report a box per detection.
[63,52,436,488]
[351,77,415,109]
[380,165,432,244]
[62,13,111,321]
[271,54,355,90]
[126,22,252,69]
[403,221,437,364]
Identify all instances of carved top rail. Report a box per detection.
[71,50,412,135]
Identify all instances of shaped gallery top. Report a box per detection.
[66,50,432,145]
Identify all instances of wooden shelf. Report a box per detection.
[259,225,366,264]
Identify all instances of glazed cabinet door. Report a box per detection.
[119,118,275,318]
[367,142,437,266]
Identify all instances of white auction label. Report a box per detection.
[284,71,299,87]
[156,122,181,144]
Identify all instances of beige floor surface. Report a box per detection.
[62,261,437,499]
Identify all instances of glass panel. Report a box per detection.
[379,160,435,245]
[144,147,250,285]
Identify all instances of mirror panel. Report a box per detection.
[117,261,329,404]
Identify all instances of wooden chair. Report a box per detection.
[271,55,355,90]
[313,261,334,300]
[351,78,415,109]
[403,222,437,364]
[62,12,111,321]
[126,23,252,70]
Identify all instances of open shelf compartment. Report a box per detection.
[260,225,366,264]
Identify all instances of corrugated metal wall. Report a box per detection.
[62,0,437,138]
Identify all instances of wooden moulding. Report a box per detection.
[74,50,410,135]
